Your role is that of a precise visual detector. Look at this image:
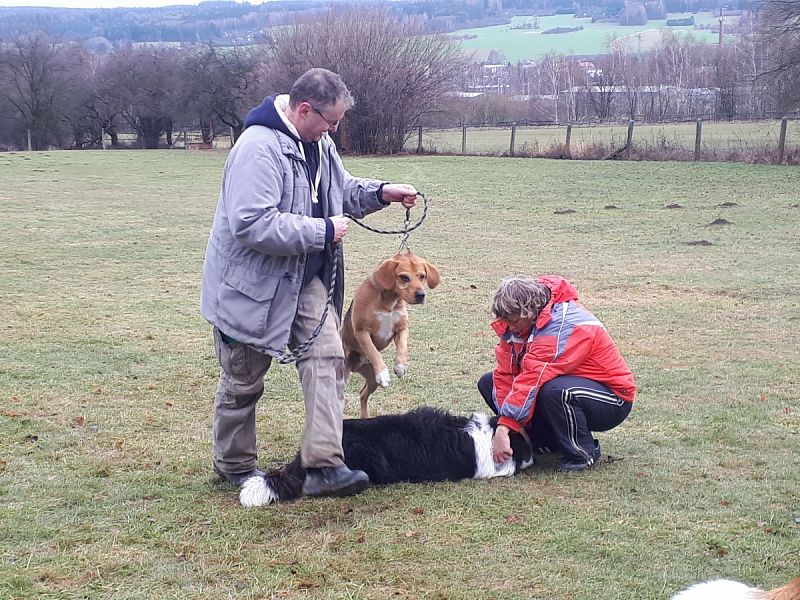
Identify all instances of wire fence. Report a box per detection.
[16,117,799,164]
[406,117,799,164]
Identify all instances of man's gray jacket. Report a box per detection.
[200,102,386,357]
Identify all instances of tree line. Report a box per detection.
[446,7,800,127]
[0,7,466,153]
[447,24,797,127]
[1,2,797,153]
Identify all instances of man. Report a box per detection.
[200,68,418,497]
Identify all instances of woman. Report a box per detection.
[478,275,636,472]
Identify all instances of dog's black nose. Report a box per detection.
[415,290,426,303]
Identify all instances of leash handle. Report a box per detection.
[345,192,428,240]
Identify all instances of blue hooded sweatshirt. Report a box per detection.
[243,95,334,287]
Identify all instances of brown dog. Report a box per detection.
[341,252,440,418]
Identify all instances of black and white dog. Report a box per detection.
[240,407,534,507]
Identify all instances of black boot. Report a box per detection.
[302,465,370,497]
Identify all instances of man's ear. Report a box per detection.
[374,259,397,290]
[424,261,440,289]
[296,101,315,122]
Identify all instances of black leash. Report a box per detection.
[276,244,338,365]
[345,192,428,252]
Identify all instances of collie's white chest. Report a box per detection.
[374,310,404,345]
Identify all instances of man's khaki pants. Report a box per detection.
[212,277,346,475]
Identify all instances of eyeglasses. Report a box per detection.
[310,105,340,130]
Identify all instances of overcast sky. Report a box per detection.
[0,0,267,7]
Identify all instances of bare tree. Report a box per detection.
[265,5,467,153]
[0,32,83,149]
[613,47,644,120]
[535,53,581,121]
[100,48,181,149]
[713,45,738,119]
[59,47,112,149]
[732,13,765,117]
[586,53,624,121]
[656,32,690,117]
[539,53,563,120]
[759,0,800,113]
[181,44,266,143]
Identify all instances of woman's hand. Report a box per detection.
[492,425,513,464]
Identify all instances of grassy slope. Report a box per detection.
[456,13,721,61]
[0,151,798,599]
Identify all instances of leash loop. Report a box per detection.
[276,243,338,365]
[345,192,428,253]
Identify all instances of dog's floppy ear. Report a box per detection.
[374,259,397,290]
[423,261,440,289]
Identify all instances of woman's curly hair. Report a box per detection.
[491,276,551,321]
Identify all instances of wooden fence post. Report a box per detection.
[461,125,467,155]
[27,129,32,151]
[625,120,635,156]
[694,119,703,161]
[183,129,188,150]
[100,126,107,150]
[417,125,423,154]
[510,122,517,157]
[565,123,572,154]
[230,126,235,149]
[778,117,788,164]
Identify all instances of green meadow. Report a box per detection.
[1,150,798,599]
[455,13,722,61]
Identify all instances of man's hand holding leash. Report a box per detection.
[332,184,417,243]
[381,183,418,208]
[329,215,351,242]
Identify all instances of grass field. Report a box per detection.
[455,13,723,61]
[1,150,799,599]
[406,120,800,160]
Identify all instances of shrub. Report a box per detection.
[542,26,584,34]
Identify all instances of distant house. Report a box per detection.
[450,91,486,99]
[462,60,512,94]
[131,41,183,49]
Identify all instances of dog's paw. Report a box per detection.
[376,367,391,388]
[394,363,408,378]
